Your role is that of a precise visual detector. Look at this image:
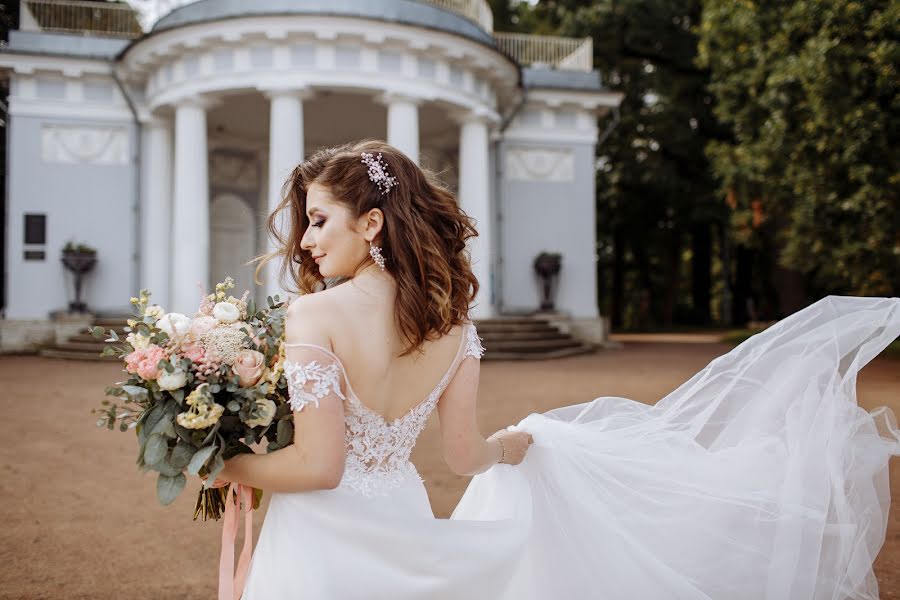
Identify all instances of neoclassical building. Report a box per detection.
[0,0,622,347]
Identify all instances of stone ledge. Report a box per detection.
[1,313,95,353]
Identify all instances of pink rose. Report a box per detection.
[124,350,143,374]
[124,345,164,377]
[181,343,205,363]
[137,358,159,380]
[135,346,166,380]
[233,349,265,387]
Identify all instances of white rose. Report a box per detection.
[245,398,277,428]
[157,368,187,391]
[125,331,151,350]
[213,302,241,324]
[157,312,191,338]
[144,304,165,319]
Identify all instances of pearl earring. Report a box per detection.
[369,242,386,271]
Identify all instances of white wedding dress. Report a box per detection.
[240,295,900,600]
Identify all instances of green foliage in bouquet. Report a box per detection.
[91,277,296,520]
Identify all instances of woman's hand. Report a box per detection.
[489,429,534,466]
[200,460,232,489]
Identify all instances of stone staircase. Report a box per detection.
[39,316,129,361]
[38,316,596,362]
[474,317,596,360]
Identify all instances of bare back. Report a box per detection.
[308,281,466,422]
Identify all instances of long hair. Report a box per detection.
[253,139,480,357]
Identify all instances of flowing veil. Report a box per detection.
[453,295,900,599]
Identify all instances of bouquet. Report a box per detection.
[92,277,294,520]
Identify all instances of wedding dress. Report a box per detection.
[239,295,900,600]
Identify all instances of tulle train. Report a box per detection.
[453,295,900,600]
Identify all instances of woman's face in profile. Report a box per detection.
[300,182,367,278]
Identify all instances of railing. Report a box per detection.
[22,0,143,38]
[494,33,593,71]
[423,0,493,33]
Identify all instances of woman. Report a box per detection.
[214,140,900,599]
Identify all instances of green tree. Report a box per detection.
[697,0,900,297]
[523,0,726,327]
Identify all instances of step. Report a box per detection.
[54,341,121,353]
[483,337,583,352]
[478,330,570,342]
[483,344,597,361]
[92,317,133,327]
[39,348,120,361]
[68,331,129,343]
[474,317,551,326]
[475,323,561,335]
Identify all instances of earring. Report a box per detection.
[369,242,386,271]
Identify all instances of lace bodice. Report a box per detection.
[282,321,485,497]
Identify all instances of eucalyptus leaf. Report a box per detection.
[170,441,194,469]
[121,385,148,399]
[144,433,168,467]
[201,421,220,446]
[202,454,225,489]
[156,473,186,506]
[143,404,165,435]
[276,419,293,447]
[174,423,193,444]
[157,453,182,477]
[187,445,216,476]
[150,415,176,439]
[227,400,241,412]
[170,389,184,405]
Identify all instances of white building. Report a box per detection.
[0,0,622,350]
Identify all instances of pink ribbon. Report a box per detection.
[218,483,254,600]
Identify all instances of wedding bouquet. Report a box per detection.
[92,277,295,520]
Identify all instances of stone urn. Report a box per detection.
[61,242,97,313]
[533,251,562,311]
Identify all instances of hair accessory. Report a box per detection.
[369,242,386,271]
[360,152,397,195]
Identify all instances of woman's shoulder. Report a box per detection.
[284,290,344,348]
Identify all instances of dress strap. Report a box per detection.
[282,342,359,405]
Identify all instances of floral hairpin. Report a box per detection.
[360,152,397,195]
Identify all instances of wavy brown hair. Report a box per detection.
[253,139,480,357]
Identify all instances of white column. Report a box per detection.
[379,93,420,164]
[457,112,494,318]
[264,88,309,304]
[171,99,210,315]
[139,119,173,310]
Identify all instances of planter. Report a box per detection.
[533,252,562,312]
[61,249,97,313]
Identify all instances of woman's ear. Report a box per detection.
[359,208,384,242]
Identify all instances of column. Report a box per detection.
[264,88,309,303]
[457,112,494,319]
[171,99,210,315]
[139,118,173,310]
[379,93,420,164]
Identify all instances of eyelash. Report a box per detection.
[311,219,325,228]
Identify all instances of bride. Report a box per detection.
[210,139,900,599]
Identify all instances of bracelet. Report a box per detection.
[495,436,506,464]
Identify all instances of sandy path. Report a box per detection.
[1,335,897,599]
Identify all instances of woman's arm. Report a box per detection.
[436,357,504,476]
[218,396,346,492]
[217,296,347,492]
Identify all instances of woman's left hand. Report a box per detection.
[201,461,232,488]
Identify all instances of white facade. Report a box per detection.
[0,0,622,335]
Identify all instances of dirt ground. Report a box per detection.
[1,333,898,600]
